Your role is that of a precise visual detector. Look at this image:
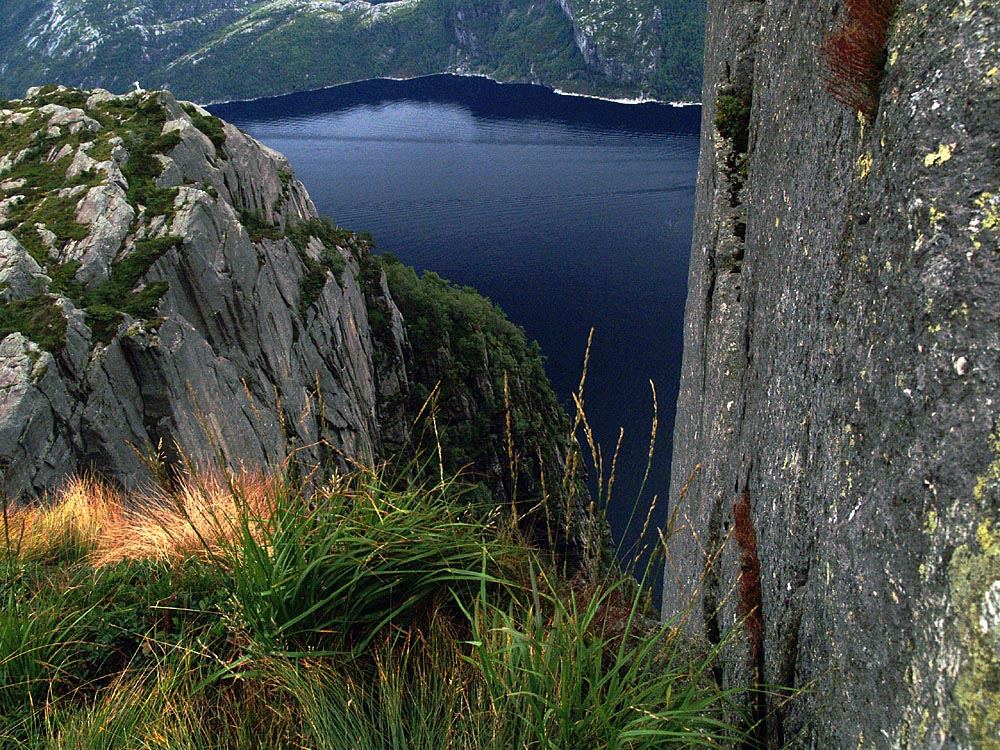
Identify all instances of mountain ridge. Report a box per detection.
[0,0,705,105]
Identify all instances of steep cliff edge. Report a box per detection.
[663,0,998,746]
[0,86,581,557]
[0,85,409,494]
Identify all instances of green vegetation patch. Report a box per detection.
[91,95,182,219]
[80,235,181,342]
[0,92,192,351]
[715,91,751,152]
[35,235,181,345]
[231,211,357,315]
[0,294,66,353]
[239,209,283,242]
[287,217,355,314]
[0,138,104,268]
[1,555,230,741]
[0,111,45,159]
[30,85,89,109]
[715,86,752,210]
[1,467,741,747]
[382,255,563,465]
[378,254,581,551]
[181,104,227,151]
[32,192,90,241]
[10,224,50,267]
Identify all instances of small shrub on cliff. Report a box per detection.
[182,103,227,151]
[714,86,752,210]
[286,217,354,312]
[715,92,750,153]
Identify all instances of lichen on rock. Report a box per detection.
[663,0,999,745]
[949,516,1000,744]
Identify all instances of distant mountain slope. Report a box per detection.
[0,0,704,103]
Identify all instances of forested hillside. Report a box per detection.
[0,0,705,103]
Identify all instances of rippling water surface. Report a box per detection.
[212,75,701,579]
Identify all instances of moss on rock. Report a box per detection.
[949,516,1000,744]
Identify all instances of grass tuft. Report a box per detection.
[1,455,746,748]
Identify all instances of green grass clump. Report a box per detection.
[465,575,737,749]
[1,573,90,724]
[0,459,744,749]
[215,472,521,656]
[0,294,66,353]
[182,104,227,151]
[285,567,740,750]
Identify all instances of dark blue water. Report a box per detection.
[212,75,700,580]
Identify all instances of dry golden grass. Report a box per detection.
[2,476,124,563]
[91,471,277,567]
[2,471,278,567]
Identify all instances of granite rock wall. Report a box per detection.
[663,1,999,745]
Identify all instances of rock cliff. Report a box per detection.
[0,85,409,494]
[556,0,666,86]
[663,0,998,746]
[0,85,581,559]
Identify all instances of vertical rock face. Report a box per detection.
[663,1,998,747]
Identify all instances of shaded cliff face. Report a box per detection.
[663,0,998,747]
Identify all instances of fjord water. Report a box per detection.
[212,75,700,576]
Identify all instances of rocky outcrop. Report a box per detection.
[0,86,589,573]
[662,0,999,746]
[0,85,408,495]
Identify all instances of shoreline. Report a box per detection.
[203,71,702,109]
